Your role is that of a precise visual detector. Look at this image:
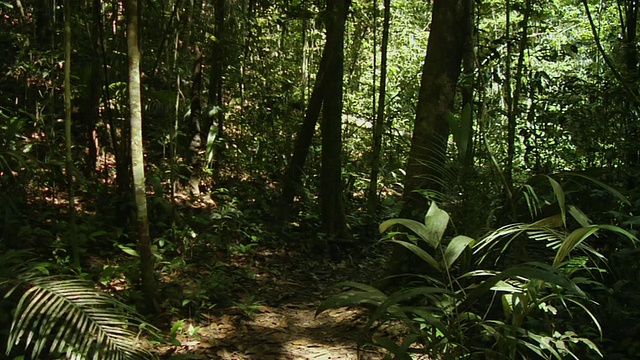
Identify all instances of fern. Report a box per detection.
[1,251,157,360]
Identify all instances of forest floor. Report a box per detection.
[153,240,404,360]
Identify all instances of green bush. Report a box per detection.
[319,177,637,359]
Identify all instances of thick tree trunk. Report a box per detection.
[401,0,472,218]
[387,0,472,279]
[320,0,349,238]
[367,0,391,215]
[126,0,158,313]
[281,47,329,219]
[79,0,103,177]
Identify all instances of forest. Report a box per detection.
[1,0,640,359]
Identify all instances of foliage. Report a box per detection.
[0,250,158,360]
[319,178,637,359]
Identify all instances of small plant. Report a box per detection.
[168,319,201,346]
[237,295,262,318]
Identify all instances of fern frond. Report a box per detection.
[7,276,156,360]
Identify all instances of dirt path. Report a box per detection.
[157,246,392,359]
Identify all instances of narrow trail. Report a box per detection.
[157,245,395,359]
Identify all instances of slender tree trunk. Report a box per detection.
[205,0,225,177]
[64,0,79,268]
[460,2,475,168]
[623,0,639,168]
[503,0,513,197]
[321,0,350,238]
[504,0,531,219]
[367,0,391,215]
[400,0,472,218]
[281,47,329,219]
[208,0,225,133]
[624,0,639,76]
[126,0,158,313]
[188,45,204,195]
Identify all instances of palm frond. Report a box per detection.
[7,276,156,360]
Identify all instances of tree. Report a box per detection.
[401,0,473,218]
[206,0,226,176]
[188,44,204,196]
[367,0,391,215]
[388,0,472,276]
[281,46,329,219]
[501,0,532,219]
[320,0,350,238]
[63,0,78,267]
[126,0,157,313]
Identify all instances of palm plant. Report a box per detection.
[1,250,158,360]
[318,176,637,359]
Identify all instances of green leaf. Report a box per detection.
[443,235,474,270]
[371,286,451,323]
[380,218,438,248]
[568,205,591,228]
[553,226,599,268]
[552,224,637,267]
[379,203,451,250]
[462,263,585,310]
[546,176,566,227]
[458,103,472,161]
[316,282,387,317]
[7,277,156,360]
[563,172,631,206]
[117,245,139,257]
[423,202,450,247]
[388,240,441,272]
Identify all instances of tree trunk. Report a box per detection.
[367,0,391,215]
[386,0,472,279]
[188,45,204,196]
[64,0,79,268]
[203,0,226,176]
[460,2,475,168]
[79,0,103,178]
[623,0,639,168]
[206,0,225,164]
[281,47,329,219]
[400,0,472,218]
[504,0,531,220]
[320,0,349,238]
[35,0,54,48]
[126,0,158,313]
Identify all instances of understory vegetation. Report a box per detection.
[1,0,640,359]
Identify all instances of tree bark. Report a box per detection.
[504,0,531,217]
[126,0,158,313]
[209,0,225,135]
[205,0,226,177]
[64,0,79,268]
[401,0,472,218]
[320,0,350,238]
[188,45,204,196]
[281,47,329,219]
[79,0,103,178]
[367,0,391,215]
